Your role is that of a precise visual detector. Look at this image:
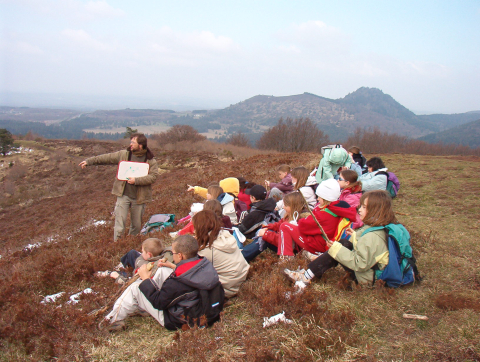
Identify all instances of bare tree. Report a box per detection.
[226,132,250,147]
[257,118,330,152]
[151,125,206,145]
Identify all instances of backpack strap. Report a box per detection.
[324,208,338,218]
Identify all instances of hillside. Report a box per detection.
[419,118,480,148]
[2,89,479,143]
[1,139,479,360]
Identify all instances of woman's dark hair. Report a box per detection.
[360,190,398,226]
[366,157,385,172]
[192,210,222,250]
[238,177,255,191]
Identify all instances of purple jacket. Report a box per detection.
[269,174,294,193]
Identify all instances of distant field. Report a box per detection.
[83,123,171,135]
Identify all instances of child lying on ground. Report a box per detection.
[96,238,173,284]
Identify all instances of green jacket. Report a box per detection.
[328,225,389,284]
[85,149,158,204]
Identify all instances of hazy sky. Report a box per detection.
[1,0,479,113]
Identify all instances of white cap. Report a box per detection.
[315,179,341,201]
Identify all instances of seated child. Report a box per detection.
[193,210,249,298]
[241,192,308,262]
[276,179,357,257]
[204,199,233,233]
[359,157,388,192]
[265,164,294,201]
[338,169,363,229]
[96,238,173,284]
[276,166,317,213]
[101,234,223,331]
[284,190,406,287]
[237,185,277,239]
[348,146,368,174]
[188,179,241,224]
[237,177,254,209]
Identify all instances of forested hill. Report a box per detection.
[419,118,480,148]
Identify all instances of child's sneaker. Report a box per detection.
[302,250,322,262]
[284,268,311,285]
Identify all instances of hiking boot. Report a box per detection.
[284,268,311,285]
[134,309,150,318]
[107,320,126,332]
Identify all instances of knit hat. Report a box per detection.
[219,177,239,197]
[315,179,341,201]
[245,184,267,200]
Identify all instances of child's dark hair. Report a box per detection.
[142,238,164,256]
[207,185,224,199]
[291,166,310,190]
[366,157,385,172]
[277,164,290,173]
[339,169,361,190]
[173,235,199,259]
[237,177,255,191]
[360,190,398,227]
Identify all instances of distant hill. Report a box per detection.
[1,88,479,143]
[202,87,460,140]
[419,118,480,148]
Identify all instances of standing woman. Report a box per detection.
[192,210,249,298]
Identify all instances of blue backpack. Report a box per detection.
[362,224,420,288]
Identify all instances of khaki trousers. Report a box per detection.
[114,195,145,241]
[105,267,173,325]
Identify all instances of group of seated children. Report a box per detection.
[99,146,411,332]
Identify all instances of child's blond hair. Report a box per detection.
[277,164,290,173]
[142,238,164,256]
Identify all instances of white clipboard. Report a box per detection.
[116,161,150,181]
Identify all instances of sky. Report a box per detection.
[1,0,479,113]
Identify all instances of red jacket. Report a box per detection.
[297,200,358,253]
[238,190,252,209]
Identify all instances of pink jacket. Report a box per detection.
[339,186,363,229]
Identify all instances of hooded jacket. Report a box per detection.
[217,193,238,224]
[198,229,249,298]
[139,256,221,330]
[339,186,363,229]
[84,149,158,204]
[269,173,294,193]
[297,200,358,253]
[237,198,277,238]
[359,168,388,192]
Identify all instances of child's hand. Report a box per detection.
[257,228,266,237]
[264,180,270,187]
[326,240,334,248]
[158,259,176,270]
[187,185,195,192]
[137,264,152,280]
[345,227,354,236]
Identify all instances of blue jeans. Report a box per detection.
[121,249,141,268]
[241,240,277,263]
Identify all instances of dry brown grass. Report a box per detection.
[0,140,479,361]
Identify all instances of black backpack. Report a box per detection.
[185,282,225,328]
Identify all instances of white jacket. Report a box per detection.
[359,168,388,192]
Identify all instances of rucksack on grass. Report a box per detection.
[185,281,225,328]
[376,171,400,198]
[141,214,175,234]
[362,224,421,288]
